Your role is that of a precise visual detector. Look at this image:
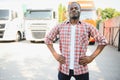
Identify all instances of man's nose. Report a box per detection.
[72,8,76,11]
[71,8,76,12]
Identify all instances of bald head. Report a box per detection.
[68,2,81,20]
[68,2,81,11]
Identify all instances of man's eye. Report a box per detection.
[70,8,73,10]
[70,7,78,10]
[75,7,78,10]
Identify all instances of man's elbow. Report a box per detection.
[44,38,53,45]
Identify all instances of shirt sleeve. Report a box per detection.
[44,25,59,44]
[88,24,108,45]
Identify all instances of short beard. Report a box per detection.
[71,16,79,20]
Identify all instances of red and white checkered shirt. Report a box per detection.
[45,21,108,75]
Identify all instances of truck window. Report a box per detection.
[80,10,96,20]
[0,10,9,20]
[25,10,52,20]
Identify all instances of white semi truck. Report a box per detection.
[0,9,25,42]
[24,8,58,42]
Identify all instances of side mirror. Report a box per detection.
[53,11,56,19]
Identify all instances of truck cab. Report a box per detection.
[0,9,25,41]
[24,9,57,42]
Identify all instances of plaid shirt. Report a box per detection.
[45,21,108,75]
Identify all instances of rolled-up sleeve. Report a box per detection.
[44,25,59,44]
[88,24,108,45]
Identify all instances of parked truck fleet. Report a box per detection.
[0,1,97,44]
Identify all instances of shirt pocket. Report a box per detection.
[78,28,89,46]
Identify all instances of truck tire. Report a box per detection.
[15,32,21,42]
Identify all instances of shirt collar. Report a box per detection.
[66,20,81,24]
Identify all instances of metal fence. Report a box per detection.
[104,26,119,48]
[99,16,120,51]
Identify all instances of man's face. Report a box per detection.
[68,3,81,20]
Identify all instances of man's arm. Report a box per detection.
[46,44,65,64]
[79,23,108,66]
[90,45,105,59]
[79,45,106,66]
[44,24,65,64]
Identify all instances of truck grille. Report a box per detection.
[0,24,5,29]
[0,30,4,38]
[32,30,46,39]
[30,23,47,39]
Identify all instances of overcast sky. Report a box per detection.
[0,0,120,11]
[59,0,120,11]
[94,0,120,11]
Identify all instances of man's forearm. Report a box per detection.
[46,44,58,58]
[46,44,65,64]
[90,45,106,59]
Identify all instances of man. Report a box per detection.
[45,2,107,80]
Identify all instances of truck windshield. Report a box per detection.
[80,10,96,20]
[25,10,52,20]
[0,10,9,20]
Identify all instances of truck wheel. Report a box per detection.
[89,42,95,45]
[30,41,35,43]
[15,32,21,42]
